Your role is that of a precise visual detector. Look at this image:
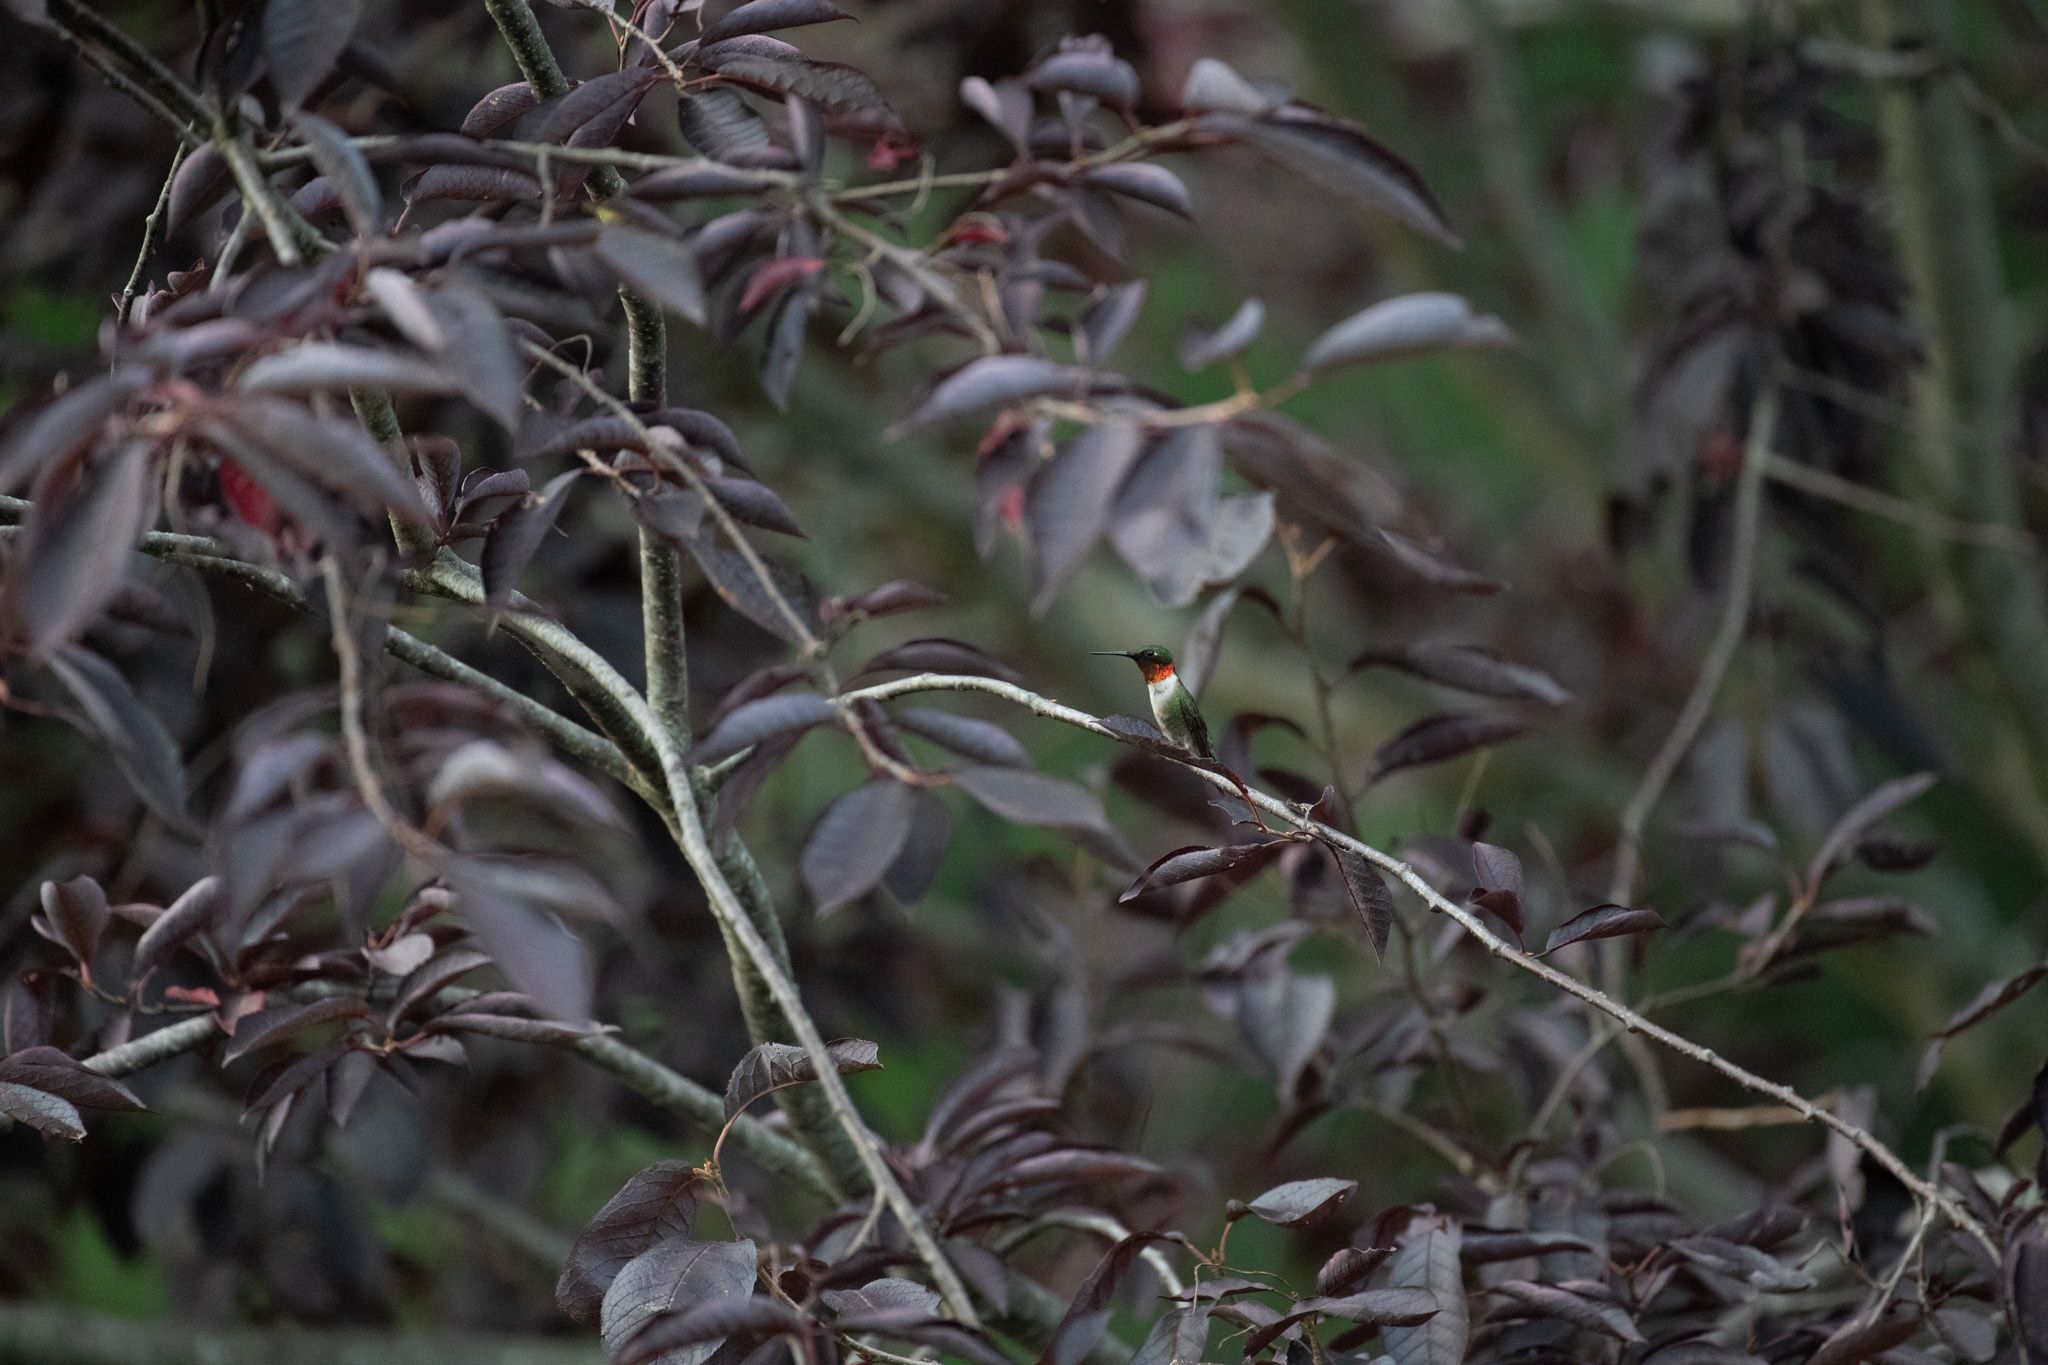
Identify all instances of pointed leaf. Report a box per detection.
[692,693,837,765]
[1246,1177,1356,1227]
[723,1038,880,1119]
[1330,846,1394,960]
[264,0,361,110]
[291,110,381,233]
[0,1047,142,1110]
[1028,422,1146,613]
[424,282,525,431]
[1209,108,1456,245]
[0,1082,84,1140]
[907,356,1088,429]
[239,342,455,396]
[1383,1217,1466,1365]
[1304,293,1512,372]
[131,875,225,985]
[596,225,706,326]
[1543,904,1664,955]
[1369,712,1528,783]
[1807,772,1937,888]
[802,781,916,914]
[47,647,192,833]
[702,0,852,46]
[12,438,150,652]
[893,708,1029,768]
[558,1161,704,1326]
[1181,298,1265,371]
[481,469,581,606]
[1348,642,1568,705]
[601,1238,759,1365]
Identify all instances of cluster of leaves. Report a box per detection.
[4,2,2048,1364]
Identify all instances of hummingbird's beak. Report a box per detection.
[1090,651,1136,659]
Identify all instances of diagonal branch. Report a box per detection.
[831,669,1996,1254]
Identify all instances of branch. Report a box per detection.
[76,988,837,1198]
[412,555,982,1323]
[43,0,211,133]
[831,669,1996,1254]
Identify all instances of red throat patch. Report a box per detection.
[1139,661,1175,684]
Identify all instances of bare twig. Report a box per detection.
[1607,392,1777,907]
[118,145,186,322]
[320,556,440,862]
[1761,451,2036,556]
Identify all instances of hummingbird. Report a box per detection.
[1093,647,1213,761]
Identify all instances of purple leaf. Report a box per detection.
[238,342,456,397]
[481,469,581,607]
[1806,772,1937,889]
[1245,1176,1356,1227]
[1028,422,1146,613]
[1204,106,1456,246]
[1303,293,1513,372]
[263,0,361,111]
[1381,1216,1466,1365]
[802,780,916,914]
[423,282,526,431]
[722,1038,881,1119]
[1119,842,1286,902]
[1542,904,1664,955]
[0,1047,142,1111]
[0,1082,84,1140]
[130,876,225,986]
[954,766,1134,867]
[557,1161,704,1326]
[33,877,108,966]
[0,370,146,494]
[1181,298,1265,371]
[12,438,151,653]
[617,1296,798,1365]
[859,637,1021,684]
[47,647,193,834]
[1368,712,1529,783]
[692,693,837,765]
[906,356,1089,429]
[891,709,1028,768]
[700,0,851,45]
[1329,846,1394,960]
[1348,642,1568,705]
[600,1238,759,1365]
[221,995,371,1064]
[595,225,706,326]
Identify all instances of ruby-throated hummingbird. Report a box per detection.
[1094,647,1213,761]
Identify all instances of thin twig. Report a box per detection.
[1606,392,1777,907]
[320,556,440,862]
[1762,452,2035,556]
[119,145,187,322]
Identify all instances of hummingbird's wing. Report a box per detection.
[1187,703,1214,761]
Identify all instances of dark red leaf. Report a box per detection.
[1368,712,1529,783]
[1542,904,1664,955]
[802,781,916,914]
